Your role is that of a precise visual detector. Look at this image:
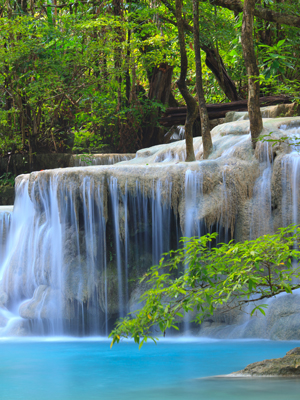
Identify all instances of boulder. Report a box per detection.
[231,347,300,376]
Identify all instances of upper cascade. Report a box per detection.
[0,116,300,337]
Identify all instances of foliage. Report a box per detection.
[258,40,294,80]
[259,130,300,149]
[110,226,300,348]
[0,0,300,156]
[0,6,172,156]
[0,172,15,188]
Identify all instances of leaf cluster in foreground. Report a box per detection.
[110,225,300,348]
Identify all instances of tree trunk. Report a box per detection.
[142,63,173,147]
[206,0,300,29]
[202,45,239,101]
[193,0,212,159]
[113,0,123,112]
[17,0,27,13]
[125,28,131,106]
[241,0,263,147]
[160,95,289,127]
[148,63,173,102]
[159,0,240,102]
[175,0,196,162]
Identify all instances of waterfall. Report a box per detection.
[0,169,179,336]
[0,173,109,335]
[249,141,273,239]
[281,125,300,227]
[185,170,203,238]
[72,154,135,167]
[1,117,300,338]
[183,169,203,332]
[0,208,11,266]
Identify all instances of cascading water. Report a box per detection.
[72,154,135,167]
[0,207,11,265]
[280,125,300,227]
[0,174,110,335]
[1,116,300,338]
[0,168,181,336]
[184,170,203,238]
[249,141,274,239]
[183,170,203,332]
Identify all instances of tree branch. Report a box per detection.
[209,0,300,28]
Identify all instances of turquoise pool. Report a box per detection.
[0,338,300,400]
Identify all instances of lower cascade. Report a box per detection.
[1,117,300,338]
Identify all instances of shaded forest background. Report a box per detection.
[0,0,300,162]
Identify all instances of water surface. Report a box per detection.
[0,338,299,400]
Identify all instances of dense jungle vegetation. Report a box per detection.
[0,0,300,159]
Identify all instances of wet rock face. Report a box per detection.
[266,295,300,340]
[232,347,300,376]
[198,293,300,340]
[98,263,125,316]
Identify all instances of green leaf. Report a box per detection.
[282,282,292,294]
[250,304,268,317]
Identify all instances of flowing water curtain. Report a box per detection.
[108,176,176,316]
[58,173,109,335]
[0,172,110,335]
[281,126,300,228]
[0,169,178,336]
[82,176,108,334]
[184,169,204,237]
[109,177,127,318]
[0,211,11,266]
[249,141,273,239]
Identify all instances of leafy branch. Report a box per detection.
[110,225,300,348]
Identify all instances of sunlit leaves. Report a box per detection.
[110,225,300,346]
[0,3,179,154]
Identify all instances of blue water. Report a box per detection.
[0,338,300,400]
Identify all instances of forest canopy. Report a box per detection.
[0,0,300,158]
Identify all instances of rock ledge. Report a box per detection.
[231,348,300,377]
